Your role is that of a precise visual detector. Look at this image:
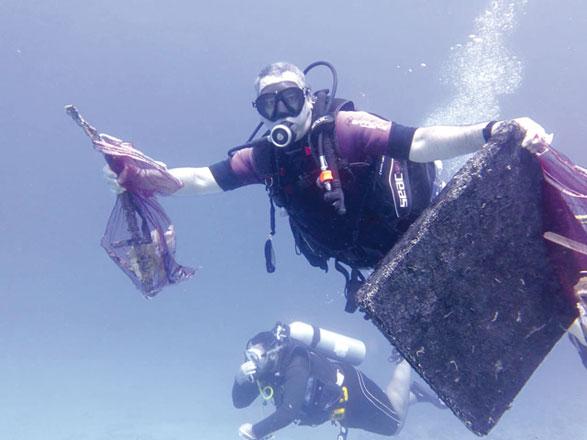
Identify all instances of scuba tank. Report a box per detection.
[274,321,366,366]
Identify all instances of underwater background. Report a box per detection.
[1,0,586,439]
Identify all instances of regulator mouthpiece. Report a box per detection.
[270,122,295,148]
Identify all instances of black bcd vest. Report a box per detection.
[260,343,343,426]
[252,97,436,272]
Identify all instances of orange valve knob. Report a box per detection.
[319,170,333,183]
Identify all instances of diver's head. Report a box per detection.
[253,62,313,142]
[245,331,283,375]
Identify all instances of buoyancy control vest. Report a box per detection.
[252,95,436,273]
[261,342,345,426]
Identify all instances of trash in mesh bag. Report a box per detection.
[538,143,587,304]
[66,105,195,297]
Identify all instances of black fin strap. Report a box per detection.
[335,261,364,313]
[264,196,276,273]
[347,268,366,313]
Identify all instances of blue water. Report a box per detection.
[1,1,586,439]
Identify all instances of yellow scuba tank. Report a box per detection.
[284,321,366,366]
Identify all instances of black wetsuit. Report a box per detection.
[232,346,401,438]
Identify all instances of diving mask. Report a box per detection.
[245,344,283,374]
[245,346,265,365]
[253,82,307,122]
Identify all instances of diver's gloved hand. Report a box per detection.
[103,165,126,194]
[492,117,554,153]
[235,361,257,384]
[323,179,346,215]
[238,423,257,440]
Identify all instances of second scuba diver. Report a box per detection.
[232,322,445,440]
[104,61,553,311]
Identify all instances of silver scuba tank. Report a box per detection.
[286,321,366,366]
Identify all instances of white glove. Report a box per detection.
[102,165,126,194]
[493,117,554,153]
[238,423,257,440]
[235,360,257,384]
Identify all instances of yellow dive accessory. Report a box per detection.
[331,385,349,421]
[257,381,274,401]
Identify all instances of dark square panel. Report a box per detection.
[358,124,576,436]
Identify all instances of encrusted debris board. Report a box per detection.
[358,124,576,435]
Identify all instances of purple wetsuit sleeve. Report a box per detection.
[208,147,263,191]
[335,111,391,162]
[335,111,417,161]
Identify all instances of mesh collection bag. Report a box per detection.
[538,143,587,304]
[66,105,195,297]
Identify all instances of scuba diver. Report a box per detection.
[232,322,445,440]
[104,61,551,311]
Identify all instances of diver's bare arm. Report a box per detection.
[408,117,552,163]
[408,123,488,162]
[168,167,222,195]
